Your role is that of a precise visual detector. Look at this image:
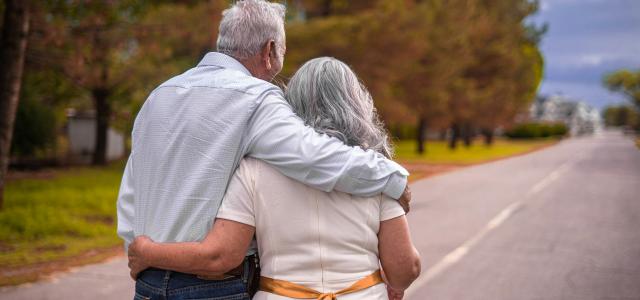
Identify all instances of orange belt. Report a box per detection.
[259,270,383,300]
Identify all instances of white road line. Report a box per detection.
[406,153,585,298]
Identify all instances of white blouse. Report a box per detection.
[217,158,405,299]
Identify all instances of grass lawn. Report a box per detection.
[0,162,125,285]
[394,138,558,165]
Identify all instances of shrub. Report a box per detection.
[11,97,57,157]
[505,122,568,139]
[549,123,569,136]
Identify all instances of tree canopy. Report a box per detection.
[13,0,547,163]
[604,69,640,110]
[284,0,544,150]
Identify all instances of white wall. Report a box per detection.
[67,117,125,162]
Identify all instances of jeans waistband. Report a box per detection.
[137,254,257,292]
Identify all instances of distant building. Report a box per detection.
[530,94,602,136]
[66,109,125,164]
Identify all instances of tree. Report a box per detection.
[604,69,640,110]
[455,0,543,147]
[473,5,543,145]
[33,0,155,165]
[398,0,472,152]
[602,105,639,130]
[0,0,31,209]
[34,1,129,165]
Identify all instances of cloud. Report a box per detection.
[539,80,628,109]
[576,55,603,67]
[533,0,640,109]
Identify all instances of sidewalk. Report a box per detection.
[0,255,133,300]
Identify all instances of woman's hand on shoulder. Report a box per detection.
[128,235,154,280]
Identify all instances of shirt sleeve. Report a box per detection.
[245,94,409,199]
[216,158,257,227]
[116,154,136,252]
[380,194,406,221]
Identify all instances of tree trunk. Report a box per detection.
[92,88,111,165]
[321,0,332,16]
[449,123,460,149]
[482,128,494,146]
[462,122,473,148]
[416,117,427,154]
[0,0,30,210]
[439,129,447,141]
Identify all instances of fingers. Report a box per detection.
[387,287,405,300]
[400,200,410,214]
[400,186,412,214]
[387,286,405,300]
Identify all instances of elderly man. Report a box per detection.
[116,0,410,299]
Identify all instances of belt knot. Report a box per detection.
[318,292,337,300]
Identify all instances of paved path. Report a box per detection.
[0,256,133,299]
[2,131,639,299]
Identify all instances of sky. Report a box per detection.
[530,0,640,109]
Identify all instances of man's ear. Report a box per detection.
[261,40,274,70]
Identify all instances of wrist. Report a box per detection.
[140,240,155,265]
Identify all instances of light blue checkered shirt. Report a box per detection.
[116,52,408,253]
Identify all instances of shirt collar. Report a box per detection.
[197,52,252,76]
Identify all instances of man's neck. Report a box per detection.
[236,56,267,80]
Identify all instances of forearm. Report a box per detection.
[133,219,255,277]
[142,241,229,276]
[380,246,421,290]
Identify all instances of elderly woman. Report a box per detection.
[128,57,421,299]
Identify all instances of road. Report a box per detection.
[1,131,639,299]
[405,131,640,299]
[0,256,134,299]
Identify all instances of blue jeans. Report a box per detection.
[134,256,256,300]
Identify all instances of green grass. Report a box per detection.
[0,162,125,269]
[394,138,557,164]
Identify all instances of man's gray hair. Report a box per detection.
[285,57,394,158]
[217,0,286,60]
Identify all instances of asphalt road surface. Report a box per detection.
[1,131,638,300]
[405,131,640,299]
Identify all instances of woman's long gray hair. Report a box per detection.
[285,57,393,158]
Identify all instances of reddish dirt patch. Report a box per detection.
[34,244,67,253]
[400,140,559,182]
[0,242,15,253]
[5,169,60,182]
[0,246,124,287]
[400,162,462,182]
[84,215,115,225]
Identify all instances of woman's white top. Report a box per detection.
[217,158,405,299]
